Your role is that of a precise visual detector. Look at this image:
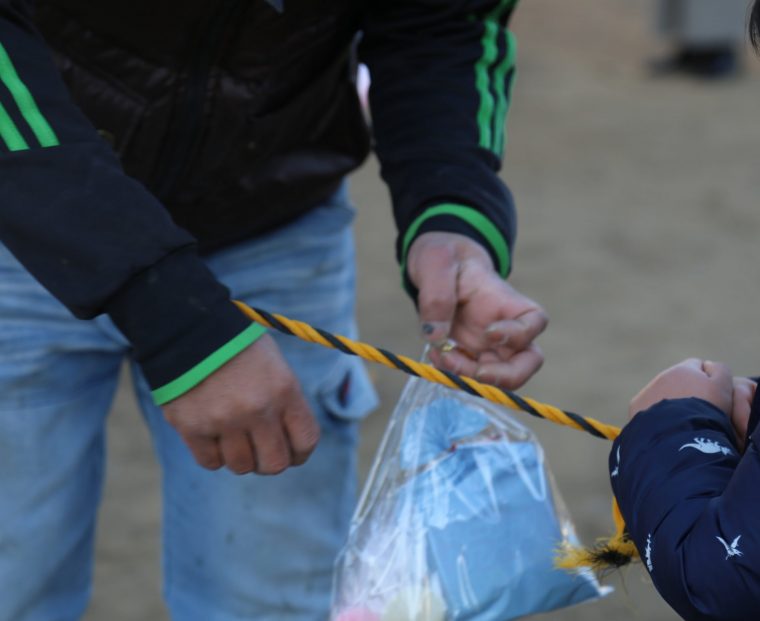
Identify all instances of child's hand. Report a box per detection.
[629,358,733,420]
[730,377,756,451]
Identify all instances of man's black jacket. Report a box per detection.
[0,0,518,403]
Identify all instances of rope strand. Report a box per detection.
[234,302,621,441]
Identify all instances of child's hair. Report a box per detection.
[752,0,760,50]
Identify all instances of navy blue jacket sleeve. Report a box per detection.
[610,398,760,621]
[0,2,254,399]
[361,0,518,279]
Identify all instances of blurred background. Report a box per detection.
[85,0,760,619]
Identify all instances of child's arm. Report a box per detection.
[611,360,760,621]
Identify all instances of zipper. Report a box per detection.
[154,0,245,199]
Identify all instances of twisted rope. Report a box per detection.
[233,301,636,569]
[234,301,621,442]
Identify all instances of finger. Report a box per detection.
[186,435,224,471]
[648,358,703,384]
[249,418,292,475]
[674,358,705,372]
[475,344,544,390]
[732,377,754,393]
[282,392,320,466]
[485,308,548,351]
[702,360,732,382]
[415,247,459,344]
[219,432,256,475]
[429,347,479,378]
[731,378,755,443]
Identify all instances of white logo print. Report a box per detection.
[611,446,621,478]
[644,534,653,572]
[717,535,743,560]
[679,437,733,456]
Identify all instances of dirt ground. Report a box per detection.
[84,1,760,619]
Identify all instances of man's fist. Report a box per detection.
[163,334,320,475]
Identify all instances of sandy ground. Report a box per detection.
[84,1,760,619]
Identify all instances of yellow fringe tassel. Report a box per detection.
[556,498,639,571]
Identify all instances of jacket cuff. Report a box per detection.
[150,323,266,405]
[398,203,511,299]
[611,398,737,541]
[104,247,266,404]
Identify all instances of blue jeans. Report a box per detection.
[0,191,378,621]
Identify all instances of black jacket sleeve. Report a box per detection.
[361,0,518,279]
[0,2,255,400]
[611,398,760,621]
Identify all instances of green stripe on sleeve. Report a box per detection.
[492,29,517,157]
[0,101,29,151]
[151,322,267,406]
[474,0,518,154]
[474,19,499,150]
[0,42,59,148]
[401,203,511,278]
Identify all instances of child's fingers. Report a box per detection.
[702,360,732,382]
[731,377,756,451]
[629,358,733,419]
[701,360,734,415]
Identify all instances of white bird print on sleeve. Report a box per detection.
[716,535,743,560]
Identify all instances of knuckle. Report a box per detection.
[269,374,297,400]
[300,425,320,453]
[420,289,451,313]
[535,309,549,329]
[257,456,291,476]
[202,458,224,471]
[176,417,214,439]
[228,461,254,475]
[195,452,222,471]
[424,243,456,266]
[205,406,233,429]
[277,378,299,400]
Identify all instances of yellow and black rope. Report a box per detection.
[233,301,638,570]
[235,302,620,441]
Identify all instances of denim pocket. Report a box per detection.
[317,355,378,425]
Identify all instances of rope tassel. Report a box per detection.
[233,301,640,570]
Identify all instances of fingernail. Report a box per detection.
[486,325,509,346]
[420,321,450,341]
[489,333,509,346]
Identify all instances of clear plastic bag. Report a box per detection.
[332,373,610,621]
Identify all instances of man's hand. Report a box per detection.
[162,334,320,475]
[629,358,734,420]
[407,231,548,390]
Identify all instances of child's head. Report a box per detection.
[752,1,760,50]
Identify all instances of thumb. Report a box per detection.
[412,246,459,345]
